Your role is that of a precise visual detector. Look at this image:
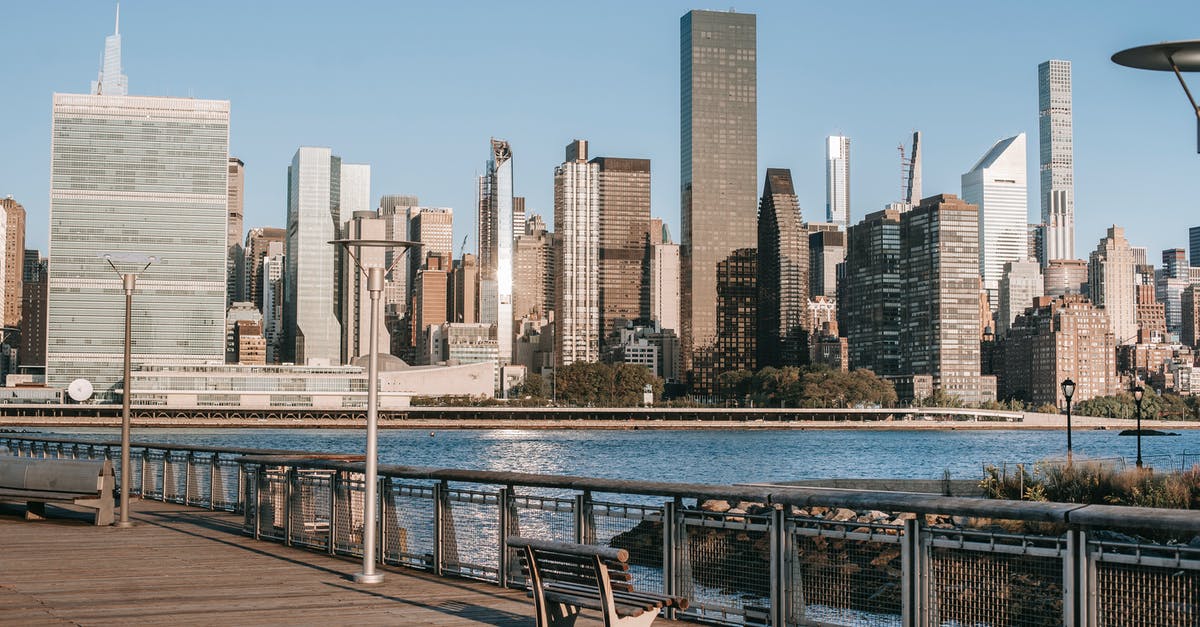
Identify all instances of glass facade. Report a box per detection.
[825,136,850,229]
[554,142,600,366]
[47,94,229,400]
[284,147,342,365]
[962,134,1028,308]
[1038,59,1074,263]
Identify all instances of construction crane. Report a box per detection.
[457,234,469,259]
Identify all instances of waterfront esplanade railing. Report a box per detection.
[3,434,1197,626]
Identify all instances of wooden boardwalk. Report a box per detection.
[0,500,701,626]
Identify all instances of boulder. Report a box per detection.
[701,499,731,513]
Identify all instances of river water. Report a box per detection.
[24,426,1200,483]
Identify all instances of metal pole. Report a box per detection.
[117,273,135,527]
[1065,396,1073,464]
[354,266,385,584]
[1135,398,1143,469]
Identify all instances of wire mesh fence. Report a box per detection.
[1090,538,1200,626]
[678,506,773,625]
[442,486,501,581]
[382,480,436,569]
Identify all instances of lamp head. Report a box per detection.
[1133,385,1144,403]
[1061,378,1076,401]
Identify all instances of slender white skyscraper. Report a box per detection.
[1039,59,1074,263]
[554,140,600,366]
[825,135,850,229]
[90,5,128,96]
[284,147,342,365]
[478,139,514,365]
[962,133,1028,308]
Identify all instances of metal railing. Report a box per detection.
[3,434,1198,626]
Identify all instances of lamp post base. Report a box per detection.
[114,520,135,528]
[353,572,384,584]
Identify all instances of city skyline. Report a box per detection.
[4,2,1199,264]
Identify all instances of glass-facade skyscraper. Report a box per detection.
[47,94,230,399]
[962,133,1028,309]
[680,9,757,392]
[284,147,343,365]
[825,135,850,229]
[1038,59,1074,263]
[477,139,514,365]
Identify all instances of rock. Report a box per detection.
[871,548,901,566]
[810,506,828,517]
[701,499,731,513]
[735,501,763,512]
[832,508,857,522]
[866,510,889,521]
[852,526,871,534]
[790,506,809,517]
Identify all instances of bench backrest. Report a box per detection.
[0,458,112,495]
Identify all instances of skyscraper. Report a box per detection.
[513,218,552,320]
[962,133,1028,308]
[554,140,600,366]
[680,9,757,387]
[284,147,342,365]
[997,259,1043,336]
[1039,59,1074,263]
[594,156,651,340]
[477,139,515,365]
[649,241,681,335]
[19,250,47,367]
[842,208,903,376]
[900,194,995,403]
[715,248,758,379]
[1190,226,1200,268]
[226,157,245,306]
[90,6,127,97]
[1,197,25,330]
[826,135,851,228]
[757,168,809,368]
[341,210,389,362]
[407,207,454,307]
[244,227,285,310]
[1088,226,1138,344]
[808,229,845,299]
[48,85,229,397]
[904,131,923,206]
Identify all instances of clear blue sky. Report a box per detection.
[3,1,1199,262]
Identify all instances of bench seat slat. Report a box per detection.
[540,588,657,618]
[544,580,683,608]
[506,536,628,562]
[527,562,633,582]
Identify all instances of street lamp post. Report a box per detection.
[331,238,420,585]
[1133,384,1145,469]
[1061,378,1076,463]
[101,253,156,528]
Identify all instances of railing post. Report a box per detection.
[253,465,263,541]
[433,481,445,577]
[498,486,512,589]
[378,475,389,567]
[902,517,922,627]
[769,506,789,627]
[209,453,218,510]
[184,451,194,505]
[236,462,245,513]
[1064,528,1079,626]
[329,472,339,556]
[284,466,295,546]
[140,449,149,498]
[663,498,681,620]
[575,491,595,545]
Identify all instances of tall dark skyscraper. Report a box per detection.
[842,209,903,377]
[593,156,651,341]
[714,248,758,384]
[680,9,757,391]
[757,168,809,368]
[1190,226,1200,268]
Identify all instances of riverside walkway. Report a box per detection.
[0,500,699,626]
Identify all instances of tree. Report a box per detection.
[554,362,664,406]
[516,373,546,399]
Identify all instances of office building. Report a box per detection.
[48,30,229,398]
[453,253,479,324]
[413,253,452,364]
[650,241,681,334]
[19,251,48,368]
[594,156,651,339]
[1,197,25,330]
[997,259,1043,337]
[962,134,1028,308]
[225,302,261,364]
[900,194,995,403]
[1028,224,1046,267]
[1136,282,1167,342]
[1044,259,1088,297]
[1001,295,1116,405]
[227,157,245,305]
[826,136,851,229]
[513,219,553,320]
[1182,284,1200,348]
[843,208,903,376]
[404,207,454,309]
[377,196,419,317]
[714,248,757,382]
[757,168,809,368]
[1088,226,1138,344]
[244,227,285,310]
[1039,60,1074,263]
[234,320,266,366]
[554,140,600,366]
[261,253,284,363]
[341,210,390,362]
[477,139,515,365]
[808,227,845,300]
[284,147,343,366]
[1191,227,1200,268]
[680,9,757,382]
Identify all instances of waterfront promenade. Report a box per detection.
[0,500,700,626]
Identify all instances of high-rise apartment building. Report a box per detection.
[714,248,758,380]
[341,210,390,362]
[825,136,851,229]
[808,227,845,300]
[477,139,515,365]
[1038,60,1074,263]
[408,207,453,290]
[900,194,995,403]
[650,242,681,335]
[757,168,809,368]
[1,197,25,330]
[512,197,527,242]
[225,302,262,364]
[244,227,285,309]
[284,147,342,366]
[1002,295,1115,405]
[1044,259,1088,297]
[962,134,1028,308]
[19,250,48,367]
[594,156,651,339]
[513,218,553,320]
[1182,284,1200,348]
[1190,226,1200,268]
[680,9,757,384]
[227,157,245,305]
[1088,226,1138,344]
[553,140,600,366]
[997,259,1043,336]
[842,208,903,377]
[48,25,229,398]
[262,253,285,363]
[453,253,479,325]
[413,253,451,364]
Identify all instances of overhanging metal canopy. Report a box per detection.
[1112,40,1200,153]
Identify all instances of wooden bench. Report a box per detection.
[0,457,115,526]
[506,536,689,627]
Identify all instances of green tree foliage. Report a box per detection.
[516,373,546,399]
[554,362,664,407]
[735,365,898,408]
[1074,389,1191,420]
